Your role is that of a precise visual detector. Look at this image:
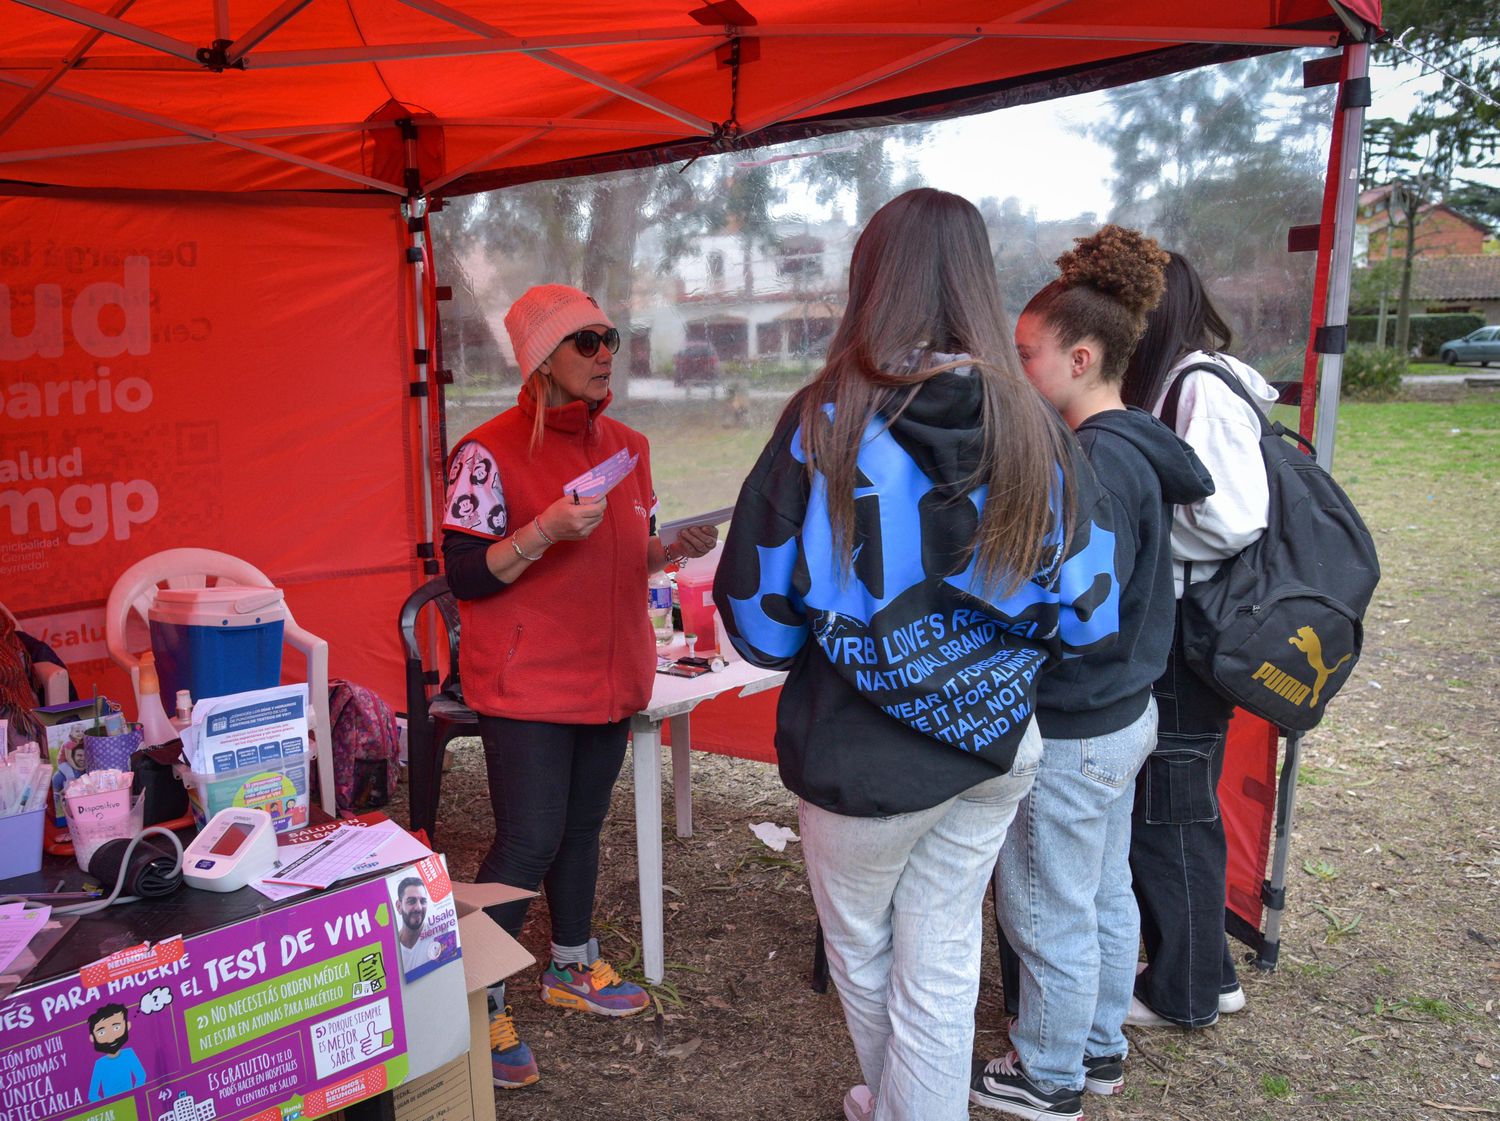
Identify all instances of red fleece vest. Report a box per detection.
[454,388,655,723]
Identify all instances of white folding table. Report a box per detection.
[630,641,786,983]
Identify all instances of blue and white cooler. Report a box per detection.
[148,586,286,704]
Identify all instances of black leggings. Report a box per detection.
[475,716,630,945]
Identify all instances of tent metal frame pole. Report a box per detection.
[0,0,137,142]
[0,54,199,70]
[225,0,317,64]
[426,40,719,193]
[0,67,406,191]
[8,0,199,61]
[0,118,398,166]
[433,116,701,135]
[248,21,1337,70]
[214,0,231,41]
[402,137,442,682]
[1256,731,1304,971]
[406,200,438,578]
[1313,39,1370,471]
[750,22,1337,46]
[0,115,699,167]
[743,38,974,133]
[390,0,713,133]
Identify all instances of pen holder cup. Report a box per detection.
[83,723,145,773]
[0,806,46,880]
[64,789,145,874]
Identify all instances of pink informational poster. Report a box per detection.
[0,873,412,1121]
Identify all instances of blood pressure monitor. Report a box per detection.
[182,808,278,892]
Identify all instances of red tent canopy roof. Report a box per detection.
[0,0,1380,196]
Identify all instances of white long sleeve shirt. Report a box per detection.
[1149,350,1280,597]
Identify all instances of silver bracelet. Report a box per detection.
[533,516,556,546]
[511,536,543,562]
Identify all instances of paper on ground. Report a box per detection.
[750,821,799,852]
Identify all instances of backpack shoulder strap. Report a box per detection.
[1167,360,1273,438]
[1159,369,1189,433]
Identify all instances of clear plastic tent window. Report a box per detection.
[432,50,1335,523]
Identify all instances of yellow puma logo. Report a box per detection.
[1287,626,1351,707]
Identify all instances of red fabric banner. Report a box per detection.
[1221,710,1280,931]
[0,190,423,710]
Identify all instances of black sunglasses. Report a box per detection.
[565,327,621,357]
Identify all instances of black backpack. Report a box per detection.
[1161,362,1380,732]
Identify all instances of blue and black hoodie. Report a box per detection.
[1037,408,1215,739]
[713,364,1122,817]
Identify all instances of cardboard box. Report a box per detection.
[393,882,534,1121]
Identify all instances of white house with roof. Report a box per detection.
[628,218,854,375]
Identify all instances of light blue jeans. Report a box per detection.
[994,701,1158,1093]
[799,721,1042,1121]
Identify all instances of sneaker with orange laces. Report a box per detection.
[539,958,650,1016]
[488,1004,538,1089]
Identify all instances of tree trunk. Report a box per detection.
[1394,196,1418,360]
[581,178,651,401]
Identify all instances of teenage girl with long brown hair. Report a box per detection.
[715,188,1121,1121]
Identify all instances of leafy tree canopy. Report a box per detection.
[1372,0,1500,183]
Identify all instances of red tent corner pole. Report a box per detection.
[1307,39,1371,471]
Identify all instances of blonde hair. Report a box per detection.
[525,370,548,454]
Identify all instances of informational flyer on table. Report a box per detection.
[188,685,308,774]
[386,857,460,983]
[0,871,416,1121]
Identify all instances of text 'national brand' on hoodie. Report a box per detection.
[714,364,1123,817]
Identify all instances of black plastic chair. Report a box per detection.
[398,576,479,839]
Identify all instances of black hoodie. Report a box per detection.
[1036,406,1214,738]
[714,366,1122,817]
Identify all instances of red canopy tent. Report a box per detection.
[0,0,1382,965]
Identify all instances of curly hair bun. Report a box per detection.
[1055,225,1169,318]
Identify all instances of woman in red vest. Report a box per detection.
[440,284,716,1090]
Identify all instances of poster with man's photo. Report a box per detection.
[387,856,461,983]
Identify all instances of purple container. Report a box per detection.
[83,723,145,773]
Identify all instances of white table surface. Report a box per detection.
[631,635,785,983]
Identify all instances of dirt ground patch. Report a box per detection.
[389,389,1500,1120]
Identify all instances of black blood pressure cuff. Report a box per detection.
[88,835,184,898]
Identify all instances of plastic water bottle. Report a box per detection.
[136,652,180,748]
[648,570,674,647]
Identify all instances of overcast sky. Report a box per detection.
[888,57,1497,223]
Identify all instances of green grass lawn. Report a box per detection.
[1407,359,1499,375]
[1337,395,1500,484]
[450,389,1500,531]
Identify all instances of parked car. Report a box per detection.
[673,341,721,387]
[1438,326,1500,366]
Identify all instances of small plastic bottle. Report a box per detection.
[172,688,194,732]
[648,569,674,648]
[136,652,180,747]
